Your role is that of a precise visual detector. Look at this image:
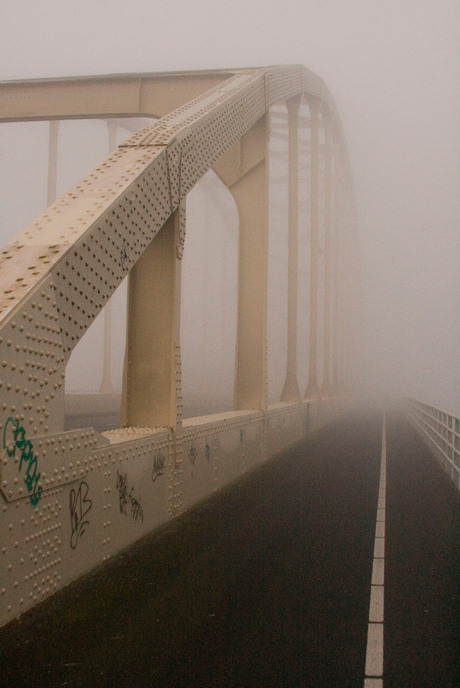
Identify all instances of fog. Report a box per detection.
[0,0,459,415]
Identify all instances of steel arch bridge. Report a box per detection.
[0,65,361,625]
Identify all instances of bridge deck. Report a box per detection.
[0,410,458,687]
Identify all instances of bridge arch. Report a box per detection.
[0,66,358,626]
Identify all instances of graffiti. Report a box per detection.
[129,491,144,522]
[151,449,166,482]
[116,471,128,515]
[205,442,211,463]
[120,239,129,267]
[116,471,144,523]
[2,417,42,506]
[69,481,92,549]
[189,445,198,466]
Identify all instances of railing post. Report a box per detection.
[281,95,302,402]
[230,115,269,411]
[121,202,184,429]
[305,95,321,399]
[321,110,333,395]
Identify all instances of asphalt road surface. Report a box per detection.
[1,409,459,687]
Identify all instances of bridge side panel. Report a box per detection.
[0,428,172,627]
[0,401,334,627]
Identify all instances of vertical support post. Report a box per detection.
[305,95,321,399]
[281,95,301,402]
[47,120,59,206]
[341,181,358,390]
[199,188,210,403]
[321,111,332,395]
[336,168,348,391]
[107,119,118,151]
[121,203,184,429]
[99,302,114,394]
[339,188,349,389]
[47,119,66,431]
[231,115,269,411]
[331,132,341,391]
[100,120,118,395]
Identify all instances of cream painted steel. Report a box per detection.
[120,206,184,429]
[339,177,359,388]
[47,121,59,207]
[321,113,332,395]
[332,129,341,390]
[0,66,356,627]
[99,120,118,395]
[0,72,234,122]
[281,95,302,402]
[99,298,114,395]
[305,95,321,398]
[229,116,269,411]
[405,399,460,490]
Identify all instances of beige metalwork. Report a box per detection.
[321,111,333,395]
[0,66,357,627]
[281,95,302,402]
[305,94,321,398]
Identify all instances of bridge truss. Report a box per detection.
[0,66,359,625]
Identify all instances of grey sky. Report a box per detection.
[1,0,459,413]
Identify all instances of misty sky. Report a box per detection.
[0,0,459,414]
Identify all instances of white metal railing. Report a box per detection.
[405,398,460,490]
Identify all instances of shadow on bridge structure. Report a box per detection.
[0,66,458,686]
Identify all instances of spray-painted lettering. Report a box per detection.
[151,449,166,482]
[69,481,92,549]
[116,471,144,522]
[2,417,42,506]
[189,445,198,466]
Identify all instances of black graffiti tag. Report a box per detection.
[129,488,144,522]
[151,449,166,483]
[116,471,144,523]
[116,471,128,515]
[69,481,92,549]
[189,446,198,466]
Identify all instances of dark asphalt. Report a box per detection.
[385,412,460,687]
[0,409,458,687]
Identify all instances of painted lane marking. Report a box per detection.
[365,623,384,677]
[364,412,386,685]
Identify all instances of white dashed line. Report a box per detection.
[364,412,386,685]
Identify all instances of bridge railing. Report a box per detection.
[405,398,460,490]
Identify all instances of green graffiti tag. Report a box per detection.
[2,417,42,506]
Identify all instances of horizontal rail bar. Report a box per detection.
[404,398,460,490]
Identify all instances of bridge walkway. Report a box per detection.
[0,410,458,687]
